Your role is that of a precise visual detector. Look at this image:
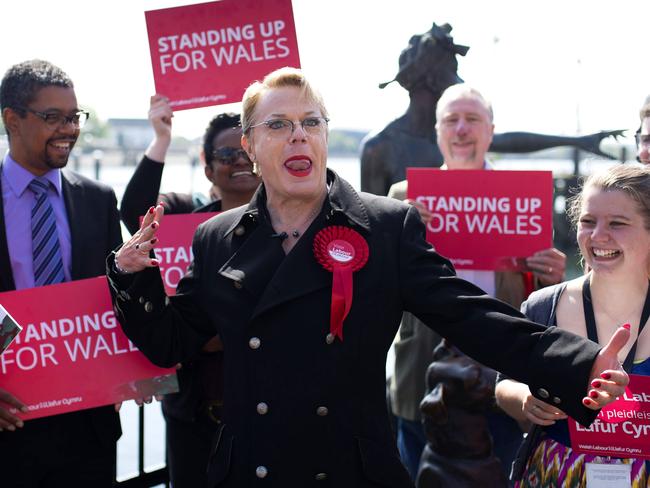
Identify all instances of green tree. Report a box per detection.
[77,107,109,148]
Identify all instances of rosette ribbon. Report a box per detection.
[313,226,369,341]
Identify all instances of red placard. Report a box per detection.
[153,213,219,295]
[569,374,650,459]
[0,277,178,420]
[407,169,553,271]
[145,0,301,110]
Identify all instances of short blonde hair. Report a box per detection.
[567,164,650,231]
[241,67,328,133]
[435,84,494,123]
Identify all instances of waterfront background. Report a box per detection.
[0,0,648,484]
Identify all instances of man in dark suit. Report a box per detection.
[0,60,122,487]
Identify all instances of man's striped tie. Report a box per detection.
[29,177,65,286]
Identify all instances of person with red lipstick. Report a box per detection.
[496,164,650,486]
[108,67,630,488]
[120,95,261,488]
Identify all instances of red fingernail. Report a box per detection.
[151,222,158,229]
[150,238,158,244]
[148,206,154,214]
[158,201,165,207]
[151,259,159,266]
[583,398,592,406]
[601,373,611,380]
[591,380,601,388]
[622,323,630,330]
[589,390,599,399]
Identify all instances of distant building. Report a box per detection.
[107,118,153,151]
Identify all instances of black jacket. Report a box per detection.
[0,167,122,450]
[120,155,205,235]
[119,154,224,422]
[108,170,600,488]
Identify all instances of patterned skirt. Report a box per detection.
[514,436,649,487]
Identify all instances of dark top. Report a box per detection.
[120,155,208,235]
[119,154,222,422]
[521,281,650,447]
[0,167,122,449]
[108,170,602,488]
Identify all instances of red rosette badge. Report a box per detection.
[313,226,369,341]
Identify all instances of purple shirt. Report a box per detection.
[1,153,72,290]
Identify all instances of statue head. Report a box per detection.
[380,22,469,95]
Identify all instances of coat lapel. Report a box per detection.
[218,170,371,323]
[61,170,83,280]
[250,215,331,321]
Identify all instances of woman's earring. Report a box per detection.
[251,156,261,176]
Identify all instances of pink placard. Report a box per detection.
[145,0,301,110]
[152,212,219,295]
[569,374,650,459]
[0,277,178,420]
[406,168,554,271]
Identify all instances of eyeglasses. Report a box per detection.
[246,117,329,137]
[211,147,251,165]
[635,133,650,148]
[20,107,89,129]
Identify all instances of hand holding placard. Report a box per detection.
[0,388,27,431]
[404,198,433,225]
[526,247,567,285]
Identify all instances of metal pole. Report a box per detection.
[93,149,104,180]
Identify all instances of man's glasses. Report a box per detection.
[635,133,650,148]
[20,108,89,129]
[211,147,251,165]
[246,117,329,137]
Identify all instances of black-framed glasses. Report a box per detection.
[246,117,329,137]
[19,107,89,129]
[211,147,251,165]
[635,133,650,148]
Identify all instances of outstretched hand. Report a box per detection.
[578,130,626,160]
[114,203,164,274]
[583,324,631,410]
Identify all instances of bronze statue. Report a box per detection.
[360,23,624,195]
[417,340,508,488]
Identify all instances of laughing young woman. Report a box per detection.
[496,164,650,487]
